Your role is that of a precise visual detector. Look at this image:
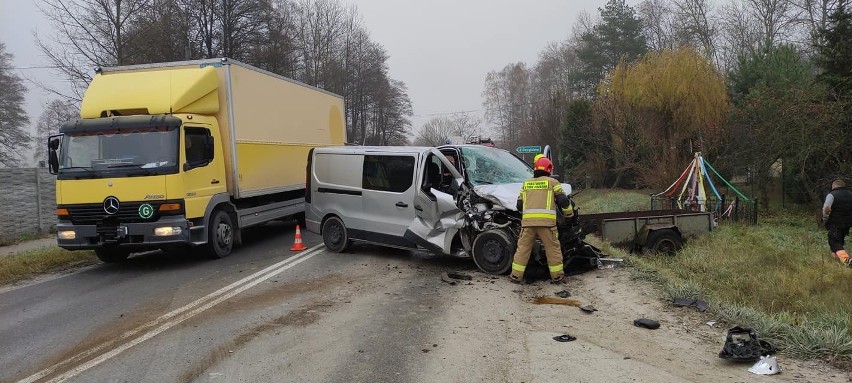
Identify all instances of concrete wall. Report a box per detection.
[0,168,56,241]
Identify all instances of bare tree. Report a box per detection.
[413,114,482,147]
[718,0,763,70]
[36,0,152,99]
[639,0,679,51]
[0,42,32,167]
[748,0,798,50]
[33,100,78,166]
[482,62,533,148]
[672,0,719,60]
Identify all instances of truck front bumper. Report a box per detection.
[56,216,192,250]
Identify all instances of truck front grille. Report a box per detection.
[64,202,162,225]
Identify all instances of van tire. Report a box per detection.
[95,248,130,263]
[322,216,350,252]
[645,229,682,255]
[206,209,234,259]
[472,229,514,275]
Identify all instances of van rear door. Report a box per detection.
[403,149,464,255]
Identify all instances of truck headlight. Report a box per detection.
[154,227,183,236]
[58,231,76,240]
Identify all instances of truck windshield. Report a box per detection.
[459,146,533,186]
[59,127,179,178]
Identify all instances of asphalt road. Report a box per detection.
[0,221,476,383]
[2,222,849,383]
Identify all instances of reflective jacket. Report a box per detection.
[517,176,571,227]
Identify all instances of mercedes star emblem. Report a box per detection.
[103,196,120,215]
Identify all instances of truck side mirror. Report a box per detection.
[48,135,61,174]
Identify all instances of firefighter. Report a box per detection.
[510,157,574,284]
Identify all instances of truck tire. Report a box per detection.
[472,229,514,275]
[645,229,683,255]
[322,216,350,252]
[95,248,130,263]
[206,209,234,259]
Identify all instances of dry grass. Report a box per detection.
[573,188,651,213]
[578,188,852,363]
[0,247,98,285]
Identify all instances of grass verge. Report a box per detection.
[0,247,98,285]
[0,232,54,247]
[578,189,852,367]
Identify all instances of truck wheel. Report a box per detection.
[322,216,350,252]
[472,229,514,275]
[95,248,130,263]
[645,229,683,255]
[207,210,234,259]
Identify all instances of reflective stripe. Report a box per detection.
[549,264,564,272]
[523,180,549,190]
[524,208,555,215]
[553,184,563,194]
[546,190,553,210]
[523,213,557,220]
[512,262,526,272]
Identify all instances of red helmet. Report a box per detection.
[534,157,553,174]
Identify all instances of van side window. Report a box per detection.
[362,155,414,193]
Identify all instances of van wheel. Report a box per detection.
[207,209,234,259]
[645,229,683,255]
[472,229,514,275]
[95,248,130,263]
[322,216,350,252]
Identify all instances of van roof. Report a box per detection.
[314,146,434,154]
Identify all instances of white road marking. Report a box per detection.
[18,244,325,383]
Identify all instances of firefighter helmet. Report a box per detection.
[534,157,553,174]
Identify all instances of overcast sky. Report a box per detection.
[1,0,614,163]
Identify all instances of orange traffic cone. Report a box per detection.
[291,225,306,251]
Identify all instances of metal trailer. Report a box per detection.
[579,209,715,254]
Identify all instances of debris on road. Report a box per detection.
[579,305,598,313]
[440,272,457,285]
[706,320,717,327]
[719,326,776,362]
[633,318,661,329]
[533,296,581,306]
[446,271,472,280]
[553,334,577,342]
[554,290,572,298]
[749,356,782,375]
[672,297,710,311]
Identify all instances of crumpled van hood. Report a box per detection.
[473,183,573,211]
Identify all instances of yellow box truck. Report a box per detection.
[47,58,345,262]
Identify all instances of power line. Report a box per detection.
[6,65,63,70]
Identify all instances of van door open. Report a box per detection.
[403,149,465,255]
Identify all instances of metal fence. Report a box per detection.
[650,195,759,225]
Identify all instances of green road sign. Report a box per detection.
[516,145,542,154]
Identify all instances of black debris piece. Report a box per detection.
[555,290,572,298]
[579,305,597,313]
[672,297,710,311]
[446,271,473,280]
[553,334,577,342]
[719,326,776,362]
[440,272,457,285]
[633,318,661,329]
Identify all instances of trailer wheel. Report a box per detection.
[322,216,350,253]
[206,209,234,259]
[645,229,683,255]
[95,248,130,263]
[472,229,514,275]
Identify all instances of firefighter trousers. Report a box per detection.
[510,226,564,281]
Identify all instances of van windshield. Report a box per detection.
[459,146,533,186]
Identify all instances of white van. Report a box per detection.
[305,145,571,274]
